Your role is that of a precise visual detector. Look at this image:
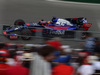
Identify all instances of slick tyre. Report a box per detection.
[14,19,25,26]
[21,29,32,40]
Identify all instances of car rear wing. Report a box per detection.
[3,25,12,30]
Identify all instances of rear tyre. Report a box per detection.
[21,29,32,40]
[14,19,25,26]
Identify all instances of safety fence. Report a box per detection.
[0,25,100,48]
[1,25,100,42]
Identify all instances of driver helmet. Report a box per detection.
[52,16,58,22]
[39,19,44,23]
[41,19,44,21]
[47,21,51,24]
[52,16,56,19]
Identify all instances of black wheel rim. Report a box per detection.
[23,33,31,39]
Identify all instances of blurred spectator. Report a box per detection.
[84,53,100,75]
[92,57,100,70]
[6,58,17,66]
[70,50,79,63]
[13,50,24,66]
[6,61,29,75]
[70,50,80,70]
[6,50,24,66]
[38,46,57,62]
[30,46,56,75]
[9,50,16,58]
[61,45,72,53]
[0,43,9,57]
[94,38,100,54]
[92,58,100,75]
[30,47,38,52]
[46,37,63,50]
[52,59,74,75]
[82,32,96,54]
[87,54,99,64]
[53,50,71,65]
[22,52,33,69]
[76,51,89,66]
[77,59,95,75]
[0,55,11,75]
[1,40,100,75]
[51,51,61,68]
[5,43,17,50]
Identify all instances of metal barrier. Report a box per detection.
[1,25,100,41]
[1,25,100,48]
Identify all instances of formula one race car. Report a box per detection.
[3,17,92,40]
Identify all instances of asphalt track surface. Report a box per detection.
[0,0,100,48]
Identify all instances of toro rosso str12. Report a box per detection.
[3,17,92,40]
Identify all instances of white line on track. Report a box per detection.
[46,0,100,6]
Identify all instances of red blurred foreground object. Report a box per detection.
[6,66,29,75]
[52,64,74,75]
[47,41,63,50]
[0,63,11,75]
